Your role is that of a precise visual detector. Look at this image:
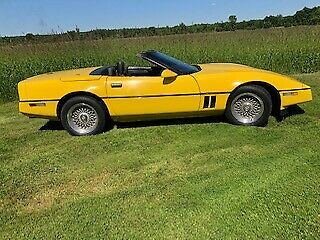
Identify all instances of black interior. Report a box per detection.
[90,62,164,77]
[116,61,128,76]
[127,66,163,76]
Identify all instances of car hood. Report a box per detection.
[197,63,264,74]
[196,63,307,83]
[23,67,101,83]
[192,63,309,93]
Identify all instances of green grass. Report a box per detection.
[1,25,320,101]
[0,72,319,239]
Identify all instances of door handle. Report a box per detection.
[111,83,122,88]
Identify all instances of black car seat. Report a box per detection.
[116,61,128,76]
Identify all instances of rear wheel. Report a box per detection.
[60,96,107,136]
[225,85,272,126]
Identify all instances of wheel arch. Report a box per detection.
[57,91,110,119]
[230,81,281,115]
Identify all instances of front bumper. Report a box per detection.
[280,88,312,109]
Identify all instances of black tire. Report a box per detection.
[60,96,108,136]
[225,85,272,127]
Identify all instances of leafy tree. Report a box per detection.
[228,15,237,31]
[25,33,35,41]
[229,15,237,23]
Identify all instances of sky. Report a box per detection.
[0,0,320,37]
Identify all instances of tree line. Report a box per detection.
[1,6,319,44]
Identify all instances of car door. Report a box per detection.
[104,74,200,119]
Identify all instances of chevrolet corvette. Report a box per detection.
[18,50,313,136]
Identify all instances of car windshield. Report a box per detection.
[141,51,200,75]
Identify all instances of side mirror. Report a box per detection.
[161,69,178,79]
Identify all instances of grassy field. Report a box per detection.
[1,25,320,102]
[0,72,319,239]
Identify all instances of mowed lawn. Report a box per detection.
[0,73,319,239]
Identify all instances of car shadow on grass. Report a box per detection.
[39,105,305,132]
[39,121,64,131]
[39,116,226,132]
[115,116,226,129]
[114,105,306,129]
[275,105,305,122]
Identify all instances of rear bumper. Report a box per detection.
[19,101,59,119]
[280,88,312,109]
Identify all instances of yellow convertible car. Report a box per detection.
[18,50,312,136]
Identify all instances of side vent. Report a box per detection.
[203,96,210,109]
[203,96,216,109]
[210,96,216,108]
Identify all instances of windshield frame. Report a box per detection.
[139,50,201,75]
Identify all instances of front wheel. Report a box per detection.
[60,96,108,136]
[225,85,272,127]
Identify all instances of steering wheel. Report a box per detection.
[116,61,128,76]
